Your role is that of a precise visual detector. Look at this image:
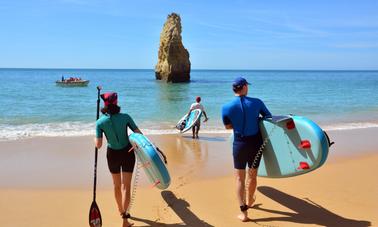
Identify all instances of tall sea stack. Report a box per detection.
[155,13,191,83]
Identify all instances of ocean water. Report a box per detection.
[0,69,377,140]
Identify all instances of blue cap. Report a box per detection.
[232,77,250,88]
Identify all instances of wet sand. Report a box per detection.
[0,128,377,226]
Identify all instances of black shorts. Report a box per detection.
[233,133,263,170]
[106,144,135,174]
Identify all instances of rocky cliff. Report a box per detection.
[155,13,191,83]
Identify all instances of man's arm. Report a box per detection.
[260,101,272,118]
[203,111,209,122]
[222,106,232,129]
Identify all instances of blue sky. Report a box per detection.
[0,0,377,69]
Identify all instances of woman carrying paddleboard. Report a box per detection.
[94,92,141,227]
[221,77,272,222]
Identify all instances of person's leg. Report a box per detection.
[195,124,200,138]
[192,126,195,138]
[121,172,133,214]
[233,138,251,221]
[121,172,134,227]
[246,133,263,207]
[235,169,246,206]
[235,169,249,221]
[119,144,136,227]
[247,168,258,207]
[111,173,123,214]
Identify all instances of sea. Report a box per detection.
[0,68,377,141]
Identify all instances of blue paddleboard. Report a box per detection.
[258,115,330,178]
[176,109,202,133]
[129,133,171,189]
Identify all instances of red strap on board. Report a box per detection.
[298,162,310,170]
[298,140,311,149]
[151,180,161,188]
[286,120,295,130]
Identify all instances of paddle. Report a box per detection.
[89,86,102,227]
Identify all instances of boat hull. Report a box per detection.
[56,80,90,87]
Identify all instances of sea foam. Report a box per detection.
[1,120,378,141]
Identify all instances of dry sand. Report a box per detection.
[0,128,377,226]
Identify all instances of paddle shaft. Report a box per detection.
[93,86,101,201]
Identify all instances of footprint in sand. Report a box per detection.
[175,167,197,189]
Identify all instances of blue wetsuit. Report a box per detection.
[222,96,272,169]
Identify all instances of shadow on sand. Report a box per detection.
[182,135,226,142]
[131,190,213,227]
[250,186,371,227]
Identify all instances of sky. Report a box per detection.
[0,0,377,70]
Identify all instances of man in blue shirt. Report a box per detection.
[222,77,272,222]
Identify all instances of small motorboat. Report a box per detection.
[56,77,89,87]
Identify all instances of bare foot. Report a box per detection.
[237,211,250,222]
[123,219,134,227]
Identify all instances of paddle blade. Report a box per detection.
[89,201,102,227]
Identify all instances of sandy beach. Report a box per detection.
[1,0,377,226]
[0,128,377,227]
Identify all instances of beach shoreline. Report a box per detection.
[0,128,377,226]
[1,69,378,143]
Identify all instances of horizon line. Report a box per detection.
[1,67,378,71]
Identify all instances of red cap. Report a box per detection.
[101,92,118,107]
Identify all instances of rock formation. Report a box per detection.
[155,13,191,83]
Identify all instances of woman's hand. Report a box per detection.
[94,137,103,149]
[134,128,143,134]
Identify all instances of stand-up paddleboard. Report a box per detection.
[176,109,202,133]
[129,133,171,190]
[258,115,331,178]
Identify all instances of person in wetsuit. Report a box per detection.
[94,92,142,227]
[222,77,272,222]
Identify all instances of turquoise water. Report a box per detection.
[1,69,377,140]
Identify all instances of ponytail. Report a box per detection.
[101,104,121,115]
